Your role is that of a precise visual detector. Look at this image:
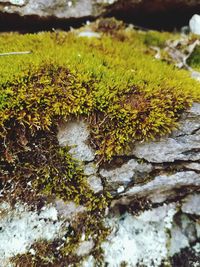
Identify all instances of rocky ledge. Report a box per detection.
[0,25,200,266]
[1,0,200,30]
[0,103,199,266]
[58,102,200,266]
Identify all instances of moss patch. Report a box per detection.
[0,25,199,161]
[187,44,200,71]
[0,20,200,265]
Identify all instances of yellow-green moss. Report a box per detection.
[0,21,200,266]
[187,45,200,71]
[0,27,200,161]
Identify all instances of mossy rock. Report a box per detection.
[0,22,200,266]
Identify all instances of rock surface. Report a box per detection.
[131,103,200,163]
[1,103,200,266]
[57,120,95,162]
[189,14,200,35]
[1,0,200,30]
[91,201,200,267]
[0,202,65,266]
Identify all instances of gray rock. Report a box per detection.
[57,120,95,162]
[99,159,152,188]
[132,134,200,163]
[87,175,103,193]
[181,194,200,215]
[173,103,200,137]
[78,31,101,38]
[101,204,176,267]
[131,103,200,163]
[1,0,200,26]
[55,199,86,219]
[169,225,189,256]
[113,171,200,205]
[75,240,94,256]
[84,162,98,176]
[189,14,200,35]
[0,202,64,267]
[185,163,200,171]
[1,0,94,19]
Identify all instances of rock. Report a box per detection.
[57,120,95,162]
[132,133,200,163]
[181,194,200,215]
[131,103,200,163]
[84,162,98,176]
[173,102,200,137]
[170,243,200,267]
[83,163,103,193]
[54,200,86,219]
[113,171,200,205]
[1,0,200,31]
[0,202,64,267]
[78,31,101,38]
[189,14,200,35]
[99,159,152,190]
[87,175,103,193]
[185,162,200,171]
[169,212,200,256]
[99,200,200,267]
[75,240,94,256]
[101,204,176,267]
[170,225,190,256]
[82,255,95,267]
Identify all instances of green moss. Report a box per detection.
[187,45,200,71]
[1,23,200,265]
[0,28,199,161]
[143,30,173,48]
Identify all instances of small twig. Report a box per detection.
[0,51,32,57]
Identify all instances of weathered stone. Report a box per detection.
[185,162,200,171]
[78,31,101,38]
[101,204,176,267]
[0,202,64,267]
[57,120,95,162]
[99,159,152,189]
[1,0,200,30]
[169,225,190,256]
[131,103,200,163]
[84,162,98,176]
[75,240,94,256]
[112,171,200,205]
[87,175,103,193]
[189,14,200,35]
[132,134,200,163]
[55,200,86,219]
[181,194,200,215]
[173,102,200,137]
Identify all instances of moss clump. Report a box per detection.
[187,45,200,71]
[0,27,199,161]
[143,30,173,48]
[0,22,200,265]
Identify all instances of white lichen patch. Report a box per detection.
[0,202,64,266]
[101,204,177,267]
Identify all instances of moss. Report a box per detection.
[1,28,199,161]
[143,30,172,48]
[187,45,200,71]
[0,21,200,265]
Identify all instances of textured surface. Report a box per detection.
[0,0,200,22]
